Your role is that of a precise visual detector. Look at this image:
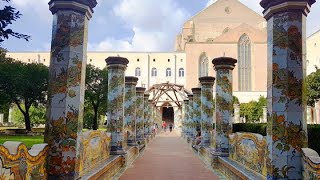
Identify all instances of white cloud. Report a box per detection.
[206,0,216,7]
[89,0,190,51]
[11,0,51,23]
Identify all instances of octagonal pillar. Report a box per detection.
[212,57,237,155]
[260,0,315,178]
[199,76,215,147]
[44,0,97,178]
[191,88,201,138]
[136,87,146,143]
[106,57,129,155]
[125,76,139,146]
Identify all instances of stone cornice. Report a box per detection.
[199,76,216,85]
[212,57,237,70]
[49,0,97,19]
[260,0,315,20]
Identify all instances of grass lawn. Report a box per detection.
[0,135,44,148]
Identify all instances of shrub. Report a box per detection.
[233,123,267,135]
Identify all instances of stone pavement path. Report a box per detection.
[120,130,220,180]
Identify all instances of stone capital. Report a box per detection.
[125,76,139,85]
[212,57,237,70]
[191,88,201,94]
[260,0,315,19]
[49,0,97,19]
[199,76,215,85]
[187,94,193,100]
[106,56,129,65]
[144,93,150,99]
[136,87,146,93]
[184,99,189,103]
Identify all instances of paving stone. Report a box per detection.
[120,131,220,180]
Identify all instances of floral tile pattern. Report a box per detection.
[191,88,202,137]
[45,9,89,178]
[106,63,128,153]
[266,10,308,180]
[136,88,146,142]
[200,77,215,147]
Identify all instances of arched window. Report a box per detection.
[238,34,251,91]
[199,52,209,78]
[151,68,157,77]
[179,68,184,77]
[166,68,172,77]
[135,67,141,76]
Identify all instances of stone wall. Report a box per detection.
[0,142,48,179]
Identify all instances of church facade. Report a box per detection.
[8,0,317,103]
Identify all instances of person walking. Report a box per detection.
[169,123,173,132]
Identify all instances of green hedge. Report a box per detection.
[233,123,267,135]
[233,123,320,154]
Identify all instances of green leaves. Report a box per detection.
[0,52,48,130]
[306,69,320,106]
[0,0,31,45]
[240,96,267,123]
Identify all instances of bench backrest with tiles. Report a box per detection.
[229,132,267,176]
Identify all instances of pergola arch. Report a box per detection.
[146,82,191,108]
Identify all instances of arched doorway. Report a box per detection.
[161,102,174,124]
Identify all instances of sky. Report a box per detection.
[2,0,320,52]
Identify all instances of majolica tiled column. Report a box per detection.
[260,0,315,178]
[199,76,215,147]
[125,76,139,146]
[212,57,237,155]
[148,100,154,136]
[44,0,97,178]
[191,88,201,138]
[183,99,189,136]
[187,94,194,137]
[144,93,150,137]
[136,87,146,143]
[106,57,129,155]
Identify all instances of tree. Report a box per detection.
[306,68,320,106]
[12,104,46,127]
[84,64,108,130]
[0,56,48,131]
[240,96,267,123]
[0,0,30,46]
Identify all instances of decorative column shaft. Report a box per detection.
[144,93,150,136]
[187,94,194,137]
[125,76,138,146]
[262,106,267,123]
[191,88,201,137]
[44,0,97,178]
[148,100,154,135]
[183,99,189,136]
[106,57,129,155]
[212,57,237,155]
[260,0,315,178]
[199,76,215,147]
[136,87,146,143]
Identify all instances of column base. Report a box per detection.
[110,147,126,155]
[127,140,139,146]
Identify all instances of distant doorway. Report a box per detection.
[162,103,174,124]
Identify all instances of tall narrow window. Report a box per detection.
[135,67,141,76]
[151,68,157,77]
[166,68,172,77]
[199,52,209,78]
[179,68,184,77]
[238,34,252,91]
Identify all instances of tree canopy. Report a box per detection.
[0,52,48,131]
[0,0,30,46]
[84,64,108,130]
[306,68,320,106]
[240,96,267,123]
